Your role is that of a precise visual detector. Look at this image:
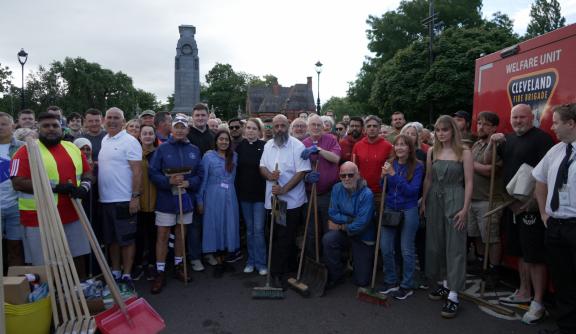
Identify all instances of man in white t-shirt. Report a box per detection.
[0,112,25,266]
[259,114,311,288]
[98,107,142,284]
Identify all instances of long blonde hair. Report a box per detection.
[432,115,464,161]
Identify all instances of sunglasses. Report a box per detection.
[339,173,355,179]
[264,125,273,129]
[229,125,241,130]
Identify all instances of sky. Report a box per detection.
[1,0,575,108]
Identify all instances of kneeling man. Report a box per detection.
[322,161,375,288]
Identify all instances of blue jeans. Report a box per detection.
[240,201,266,270]
[380,206,419,289]
[1,204,22,240]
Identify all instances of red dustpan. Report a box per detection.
[73,199,166,334]
[95,296,165,334]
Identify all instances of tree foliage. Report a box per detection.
[0,64,12,94]
[322,96,366,120]
[525,0,566,39]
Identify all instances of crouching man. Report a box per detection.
[322,161,375,289]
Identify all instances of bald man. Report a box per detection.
[487,103,554,324]
[99,107,143,285]
[260,114,311,288]
[322,162,375,289]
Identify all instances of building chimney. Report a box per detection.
[307,76,312,88]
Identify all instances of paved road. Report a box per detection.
[134,264,556,334]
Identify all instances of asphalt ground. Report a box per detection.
[135,263,558,334]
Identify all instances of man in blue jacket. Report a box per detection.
[322,161,375,289]
[148,115,203,294]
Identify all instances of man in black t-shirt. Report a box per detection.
[486,104,554,324]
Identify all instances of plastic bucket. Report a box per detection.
[4,297,52,334]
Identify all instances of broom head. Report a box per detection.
[287,277,310,297]
[252,286,285,299]
[356,287,388,306]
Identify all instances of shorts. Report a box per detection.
[101,202,137,246]
[155,211,193,227]
[505,210,546,263]
[467,200,502,243]
[23,220,91,265]
[1,204,23,240]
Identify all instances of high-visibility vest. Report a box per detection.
[18,140,83,211]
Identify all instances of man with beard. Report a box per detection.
[452,110,475,148]
[260,114,311,288]
[339,116,364,164]
[228,118,244,150]
[386,111,407,143]
[487,104,554,324]
[11,112,92,277]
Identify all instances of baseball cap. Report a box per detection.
[140,110,156,118]
[452,110,471,122]
[172,115,189,127]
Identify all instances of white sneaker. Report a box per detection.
[522,301,545,324]
[498,289,531,305]
[190,259,205,272]
[243,265,254,274]
[204,254,218,266]
[258,268,268,276]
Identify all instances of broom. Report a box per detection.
[252,163,285,299]
[357,175,388,306]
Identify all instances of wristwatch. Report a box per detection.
[131,192,141,199]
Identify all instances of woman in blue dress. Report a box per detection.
[198,130,240,277]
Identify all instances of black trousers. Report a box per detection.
[545,219,576,334]
[270,206,303,275]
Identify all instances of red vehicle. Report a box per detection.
[472,23,576,138]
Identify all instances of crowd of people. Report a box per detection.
[1,102,575,334]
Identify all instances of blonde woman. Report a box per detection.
[420,115,473,319]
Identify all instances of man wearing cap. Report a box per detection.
[140,110,156,127]
[452,110,475,148]
[148,115,203,293]
[154,111,172,144]
[534,103,576,334]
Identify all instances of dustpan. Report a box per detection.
[72,199,166,334]
[95,297,165,334]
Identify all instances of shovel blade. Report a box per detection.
[95,297,165,334]
[300,257,328,297]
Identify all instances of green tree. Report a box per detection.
[525,0,566,39]
[321,96,366,120]
[0,64,12,94]
[201,63,247,120]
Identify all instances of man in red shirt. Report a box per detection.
[339,116,365,164]
[11,112,92,274]
[352,115,393,203]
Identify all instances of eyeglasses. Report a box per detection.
[339,173,355,179]
[229,125,241,130]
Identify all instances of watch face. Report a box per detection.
[182,44,192,55]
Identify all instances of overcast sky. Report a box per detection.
[1,0,575,108]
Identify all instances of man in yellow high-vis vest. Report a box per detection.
[11,112,93,277]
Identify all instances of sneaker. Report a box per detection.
[392,287,414,300]
[190,259,205,272]
[522,301,545,324]
[224,250,244,263]
[173,264,192,282]
[150,271,166,294]
[119,277,136,294]
[131,265,144,281]
[441,299,459,318]
[428,286,449,301]
[377,283,399,295]
[258,268,268,276]
[204,254,218,266]
[243,265,255,274]
[498,290,531,305]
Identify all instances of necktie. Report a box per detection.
[551,143,573,211]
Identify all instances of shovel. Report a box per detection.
[72,199,166,334]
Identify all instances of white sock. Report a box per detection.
[530,300,543,310]
[121,273,131,280]
[112,270,121,280]
[175,257,183,266]
[448,291,459,303]
[156,262,166,272]
[442,280,448,288]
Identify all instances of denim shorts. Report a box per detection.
[1,204,23,240]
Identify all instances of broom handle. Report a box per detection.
[483,147,497,271]
[265,163,279,286]
[177,186,188,286]
[72,199,132,324]
[313,182,320,262]
[295,162,318,280]
[370,177,387,290]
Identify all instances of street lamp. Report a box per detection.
[17,48,28,110]
[315,61,323,114]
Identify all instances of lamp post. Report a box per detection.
[315,61,323,114]
[17,48,28,110]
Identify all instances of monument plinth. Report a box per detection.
[173,25,200,114]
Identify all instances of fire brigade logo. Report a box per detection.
[507,69,558,128]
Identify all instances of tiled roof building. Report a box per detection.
[246,77,316,120]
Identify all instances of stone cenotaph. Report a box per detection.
[172,25,200,114]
